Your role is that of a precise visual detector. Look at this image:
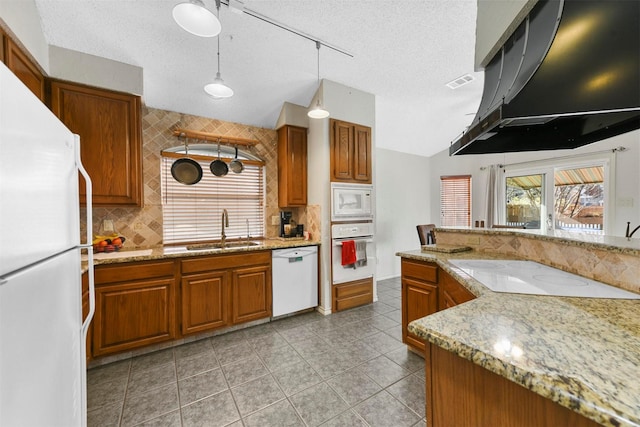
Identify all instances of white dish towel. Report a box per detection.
[356,241,367,267]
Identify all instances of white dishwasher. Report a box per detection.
[272,246,318,317]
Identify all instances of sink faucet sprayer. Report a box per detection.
[221,209,229,247]
[625,222,640,240]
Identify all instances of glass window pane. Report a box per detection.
[505,174,543,229]
[554,166,604,234]
[440,175,471,227]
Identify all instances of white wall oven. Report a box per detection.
[331,222,375,285]
[331,183,373,222]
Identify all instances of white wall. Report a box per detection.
[375,147,431,280]
[428,130,640,236]
[0,0,49,72]
[49,46,143,95]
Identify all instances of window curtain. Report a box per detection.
[485,164,502,228]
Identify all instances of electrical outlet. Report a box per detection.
[103,219,114,232]
[271,216,280,226]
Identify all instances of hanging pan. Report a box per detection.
[210,140,229,177]
[171,136,202,185]
[229,146,244,174]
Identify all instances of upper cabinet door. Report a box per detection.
[3,37,45,102]
[331,120,354,181]
[278,125,308,207]
[330,119,372,184]
[353,125,372,183]
[50,81,143,206]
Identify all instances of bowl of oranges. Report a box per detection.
[93,234,126,253]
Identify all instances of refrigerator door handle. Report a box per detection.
[76,135,95,333]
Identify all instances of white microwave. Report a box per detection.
[331,183,374,221]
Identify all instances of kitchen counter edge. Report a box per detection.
[397,249,640,427]
[91,239,321,266]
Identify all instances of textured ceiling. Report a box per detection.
[34,0,484,158]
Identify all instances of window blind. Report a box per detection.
[440,175,471,227]
[161,156,265,244]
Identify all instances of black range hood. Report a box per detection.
[450,0,640,156]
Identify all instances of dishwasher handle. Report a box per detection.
[272,247,317,260]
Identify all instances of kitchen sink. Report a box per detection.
[185,241,262,251]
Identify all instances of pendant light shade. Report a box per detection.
[204,72,234,98]
[173,0,221,38]
[308,41,329,119]
[204,3,233,99]
[308,99,330,119]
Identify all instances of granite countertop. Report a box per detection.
[85,238,320,266]
[397,249,640,427]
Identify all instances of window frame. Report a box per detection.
[440,175,472,227]
[160,148,266,245]
[503,155,613,234]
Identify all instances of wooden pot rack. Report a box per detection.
[173,128,259,147]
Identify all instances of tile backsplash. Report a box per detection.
[82,106,289,247]
[437,230,640,294]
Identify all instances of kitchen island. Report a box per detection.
[397,236,640,427]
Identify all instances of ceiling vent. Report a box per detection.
[446,74,475,89]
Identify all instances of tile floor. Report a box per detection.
[87,277,427,427]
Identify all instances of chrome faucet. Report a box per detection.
[221,209,229,247]
[625,222,640,240]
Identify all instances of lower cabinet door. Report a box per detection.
[93,278,175,357]
[181,271,230,335]
[402,277,438,352]
[232,264,272,324]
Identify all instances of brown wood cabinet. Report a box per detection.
[425,343,599,427]
[330,119,372,184]
[88,250,273,359]
[332,277,373,312]
[2,35,45,101]
[92,261,176,357]
[401,259,439,351]
[439,269,476,310]
[232,264,272,324]
[400,258,477,353]
[180,251,271,336]
[277,125,307,207]
[180,270,229,335]
[50,80,143,206]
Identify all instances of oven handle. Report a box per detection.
[332,238,375,246]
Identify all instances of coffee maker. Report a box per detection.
[280,211,293,238]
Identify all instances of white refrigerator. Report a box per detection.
[0,62,95,425]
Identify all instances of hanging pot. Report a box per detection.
[229,146,244,174]
[210,140,229,177]
[171,137,202,185]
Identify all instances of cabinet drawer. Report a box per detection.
[181,251,271,274]
[95,260,175,284]
[401,259,438,283]
[335,293,373,311]
[334,278,372,298]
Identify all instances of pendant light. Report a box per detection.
[308,41,330,119]
[204,3,234,99]
[172,0,221,38]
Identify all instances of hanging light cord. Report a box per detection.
[216,2,222,75]
[315,41,321,84]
